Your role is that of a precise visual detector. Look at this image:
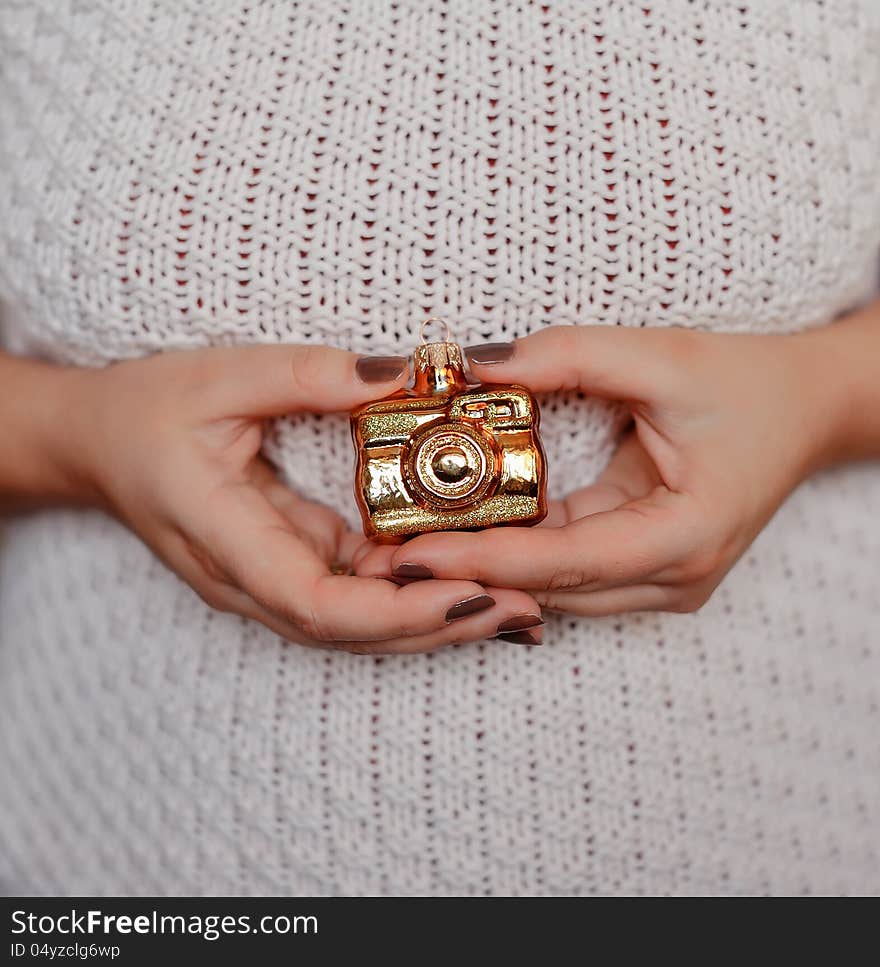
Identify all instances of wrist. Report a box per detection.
[781,329,837,478]
[52,365,113,509]
[8,361,108,511]
[788,306,880,475]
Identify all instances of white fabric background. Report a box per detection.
[1,0,879,895]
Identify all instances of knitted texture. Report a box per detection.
[1,0,879,895]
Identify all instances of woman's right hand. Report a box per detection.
[58,343,542,653]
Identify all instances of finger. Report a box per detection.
[313,584,543,654]
[357,487,697,593]
[559,431,661,521]
[352,541,397,577]
[353,434,654,578]
[189,480,541,641]
[248,457,346,563]
[166,532,542,652]
[337,530,372,569]
[353,432,660,574]
[198,343,410,418]
[534,583,679,617]
[463,325,683,402]
[304,573,534,642]
[349,535,383,573]
[250,458,369,570]
[536,498,570,528]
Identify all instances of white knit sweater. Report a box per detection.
[1,0,879,896]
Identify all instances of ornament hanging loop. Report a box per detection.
[420,316,453,344]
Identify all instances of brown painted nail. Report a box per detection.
[494,629,543,646]
[356,354,408,383]
[393,563,434,580]
[464,341,515,366]
[495,614,544,634]
[445,593,496,623]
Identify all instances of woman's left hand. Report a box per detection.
[354,324,837,616]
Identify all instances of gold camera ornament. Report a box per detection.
[351,318,548,542]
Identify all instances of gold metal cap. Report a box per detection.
[412,318,469,395]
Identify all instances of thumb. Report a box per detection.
[201,343,410,417]
[463,325,678,403]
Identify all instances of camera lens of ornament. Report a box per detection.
[431,445,471,484]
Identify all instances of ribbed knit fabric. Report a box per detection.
[1,0,879,895]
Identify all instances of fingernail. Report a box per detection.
[356,354,408,383]
[445,593,495,622]
[392,563,434,580]
[464,341,515,366]
[495,614,544,634]
[494,629,543,646]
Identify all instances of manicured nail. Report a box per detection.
[445,593,496,622]
[393,563,434,580]
[356,354,408,383]
[495,614,544,634]
[464,341,515,366]
[494,629,543,646]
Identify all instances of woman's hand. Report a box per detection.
[48,344,542,652]
[354,321,856,617]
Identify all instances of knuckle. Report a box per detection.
[678,545,723,584]
[298,606,331,642]
[551,329,586,391]
[445,625,482,647]
[195,584,234,614]
[546,565,585,591]
[558,325,585,354]
[254,577,330,641]
[669,587,712,614]
[254,591,321,640]
[394,619,419,639]
[184,530,233,582]
[191,349,223,386]
[648,328,709,396]
[290,344,327,397]
[533,591,571,612]
[664,325,708,363]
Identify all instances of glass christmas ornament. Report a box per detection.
[351,318,548,542]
